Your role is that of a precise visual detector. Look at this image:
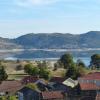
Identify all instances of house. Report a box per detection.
[41,91,64,100]
[0,80,23,96]
[63,78,78,88]
[18,87,40,100]
[78,72,100,100]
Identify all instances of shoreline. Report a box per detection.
[0,48,100,53]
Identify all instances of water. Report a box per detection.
[1,49,100,66]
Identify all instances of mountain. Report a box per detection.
[14,31,100,49]
[14,33,79,49]
[0,31,100,49]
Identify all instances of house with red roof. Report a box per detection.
[78,72,100,100]
[0,80,23,96]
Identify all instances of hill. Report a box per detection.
[14,31,100,49]
[0,31,100,49]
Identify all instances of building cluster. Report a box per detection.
[0,72,100,100]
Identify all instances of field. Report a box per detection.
[0,60,99,80]
[0,60,65,80]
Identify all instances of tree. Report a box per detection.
[24,63,33,74]
[66,65,78,79]
[90,54,100,69]
[66,64,86,79]
[60,53,75,69]
[24,63,51,80]
[59,53,86,79]
[39,68,51,80]
[24,63,39,76]
[30,67,39,76]
[76,59,86,68]
[0,64,8,83]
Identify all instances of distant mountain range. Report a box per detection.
[0,31,100,49]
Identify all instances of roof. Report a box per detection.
[78,72,100,90]
[50,77,66,83]
[21,76,40,84]
[41,91,64,99]
[78,72,100,80]
[0,80,23,93]
[63,78,78,88]
[79,83,100,90]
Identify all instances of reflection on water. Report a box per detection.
[2,49,100,66]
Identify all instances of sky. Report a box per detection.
[0,0,100,38]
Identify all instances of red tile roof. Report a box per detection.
[50,77,65,83]
[79,83,100,90]
[41,91,64,99]
[78,72,100,90]
[0,80,23,93]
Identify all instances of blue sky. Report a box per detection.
[0,0,100,38]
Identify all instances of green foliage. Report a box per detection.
[30,67,39,76]
[90,54,100,69]
[24,63,39,76]
[9,96,18,100]
[26,83,38,90]
[60,53,75,69]
[0,96,17,100]
[0,64,8,82]
[66,64,86,79]
[24,63,33,73]
[59,53,87,79]
[39,68,51,80]
[24,63,51,80]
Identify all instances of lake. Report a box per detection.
[1,49,100,66]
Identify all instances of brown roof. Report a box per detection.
[0,80,23,93]
[79,83,100,90]
[41,91,64,99]
[50,77,65,83]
